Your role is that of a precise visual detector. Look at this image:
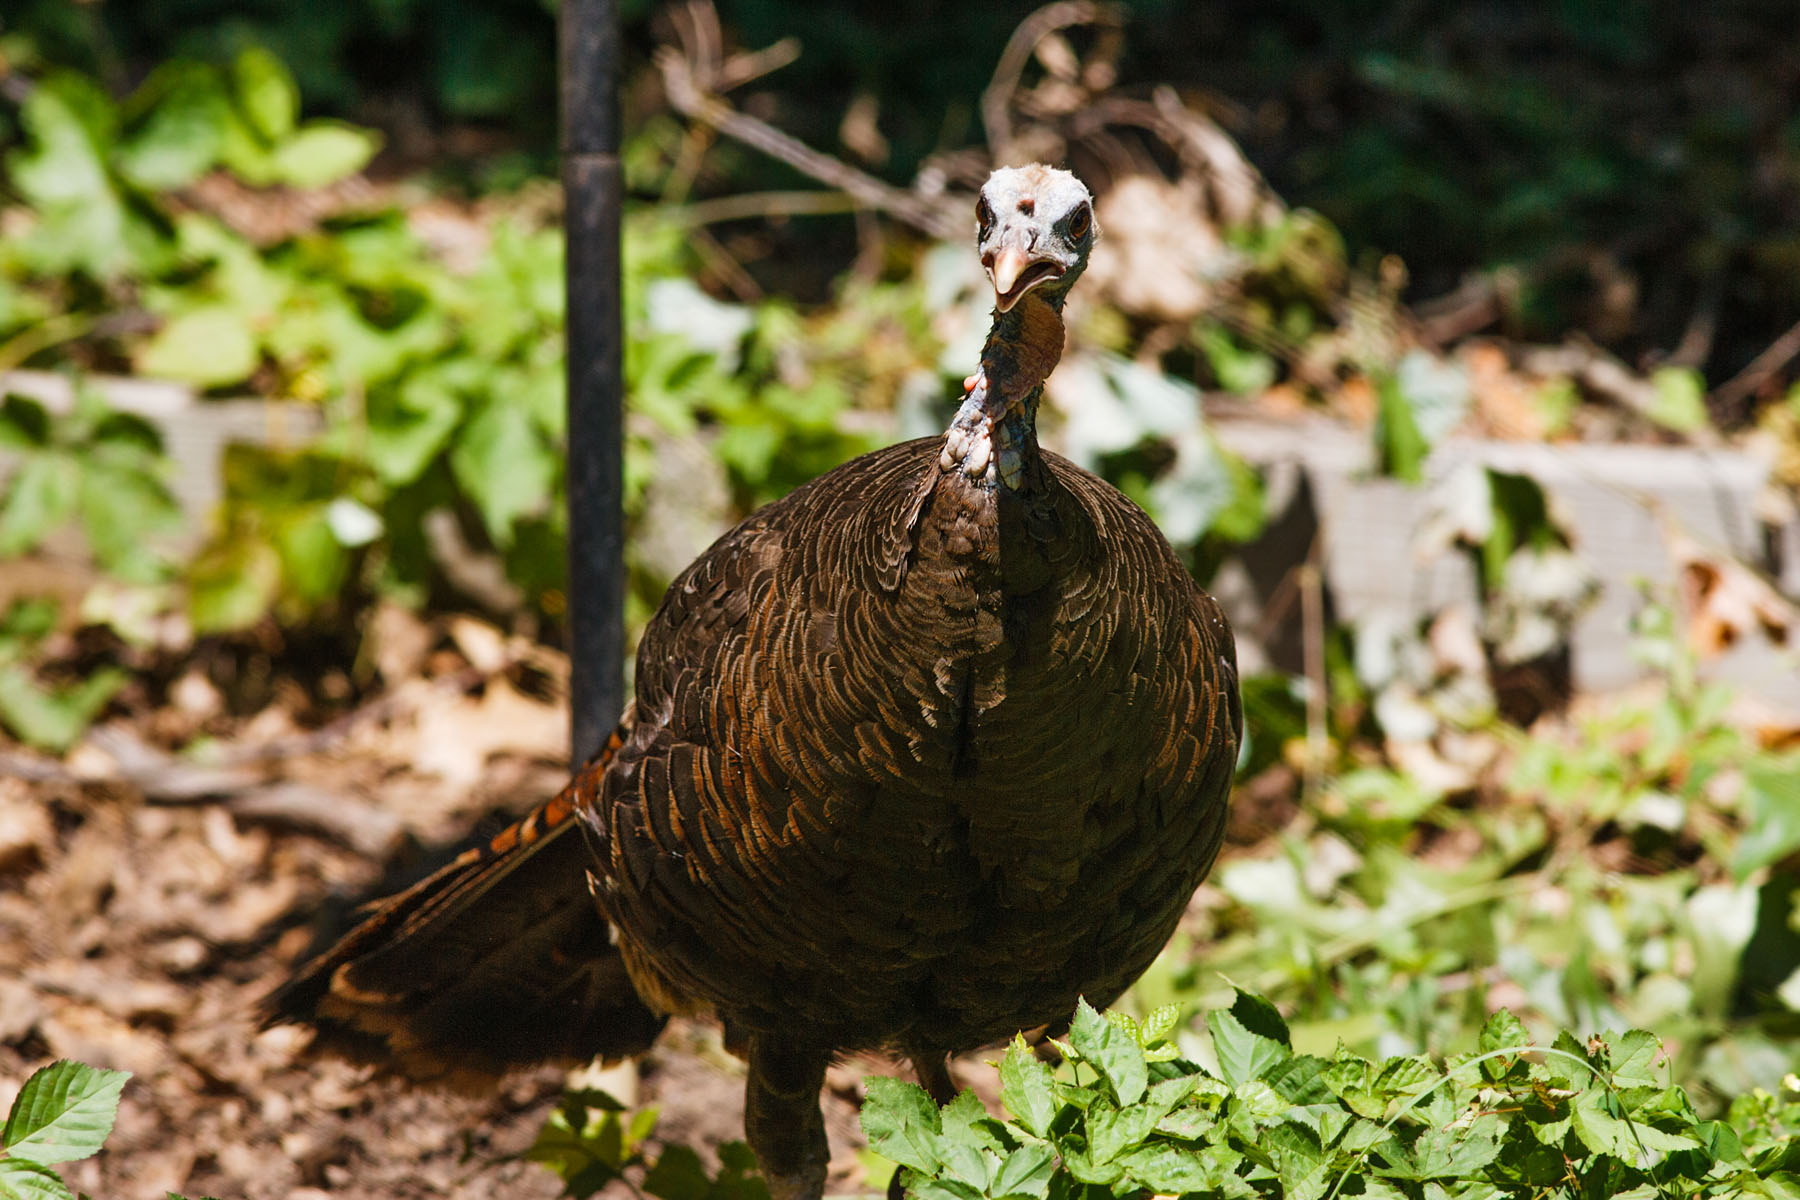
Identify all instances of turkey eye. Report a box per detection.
[1067,203,1092,240]
[976,195,995,235]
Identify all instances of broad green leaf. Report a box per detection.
[0,453,79,555]
[77,458,179,581]
[116,63,230,189]
[1385,1113,1505,1180]
[450,398,555,546]
[1375,371,1430,483]
[1648,367,1708,433]
[1206,1006,1289,1089]
[1229,989,1291,1047]
[1734,761,1800,879]
[0,397,52,450]
[1607,1031,1663,1087]
[1086,1100,1163,1165]
[275,506,348,601]
[137,306,260,387]
[1116,1141,1228,1194]
[1139,1003,1181,1048]
[0,1160,74,1200]
[1569,1087,1697,1165]
[1374,1055,1439,1098]
[989,1143,1053,1199]
[998,1037,1058,1138]
[232,46,298,142]
[1265,1054,1334,1104]
[188,538,282,633]
[0,665,127,753]
[1477,1009,1529,1081]
[1070,999,1146,1106]
[640,1144,709,1200]
[270,122,380,189]
[860,1077,942,1175]
[1,1060,131,1165]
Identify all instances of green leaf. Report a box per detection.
[1,1060,131,1165]
[641,1144,711,1200]
[187,538,282,633]
[998,1037,1058,1138]
[449,398,555,546]
[990,1143,1053,1199]
[269,122,380,188]
[1607,1031,1662,1087]
[0,1160,75,1200]
[275,506,348,601]
[1375,371,1430,483]
[137,306,260,387]
[1116,1142,1226,1194]
[1477,1009,1529,1081]
[0,666,127,753]
[232,46,298,142]
[1381,1113,1505,1180]
[77,458,179,581]
[0,453,79,555]
[1734,760,1800,879]
[1206,1006,1289,1089]
[116,63,230,189]
[1569,1087,1697,1165]
[1648,367,1709,433]
[861,1077,942,1175]
[1229,989,1291,1047]
[0,397,52,450]
[1070,999,1146,1106]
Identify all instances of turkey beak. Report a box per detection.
[989,245,1065,313]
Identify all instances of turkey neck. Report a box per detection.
[938,292,1066,492]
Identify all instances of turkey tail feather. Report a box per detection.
[264,723,664,1085]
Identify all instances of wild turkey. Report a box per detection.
[269,164,1240,1200]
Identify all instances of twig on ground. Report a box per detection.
[1712,313,1800,411]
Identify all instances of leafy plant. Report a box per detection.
[863,993,1800,1200]
[0,1060,131,1200]
[529,1088,771,1200]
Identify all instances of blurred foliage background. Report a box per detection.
[1,0,1799,1182]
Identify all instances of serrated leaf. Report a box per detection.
[1569,1087,1698,1165]
[1070,999,1146,1106]
[998,1037,1058,1138]
[1139,1003,1181,1048]
[990,1143,1053,1199]
[861,1077,942,1175]
[1117,1141,1218,1193]
[1477,1009,1529,1081]
[2,1060,130,1165]
[1229,989,1291,1047]
[1375,1055,1439,1097]
[1608,1031,1662,1086]
[0,1160,74,1200]
[1206,1007,1289,1089]
[270,122,380,188]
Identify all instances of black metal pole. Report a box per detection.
[561,0,625,767]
